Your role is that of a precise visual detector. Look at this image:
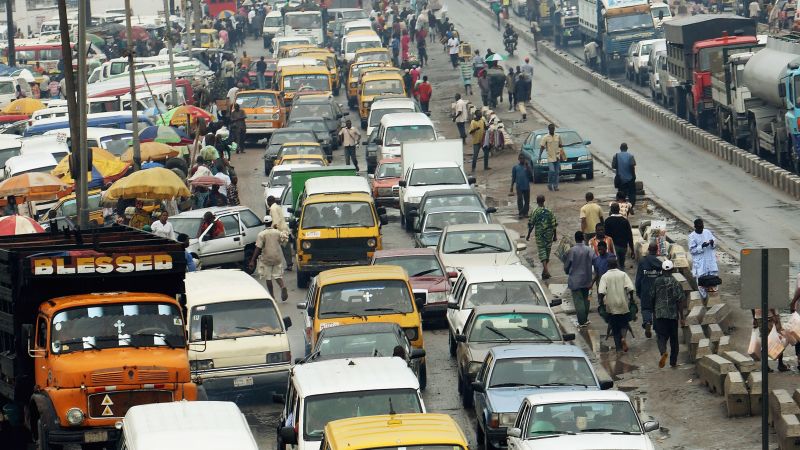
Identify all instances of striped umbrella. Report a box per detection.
[0,215,45,235]
[0,172,69,201]
[139,125,192,145]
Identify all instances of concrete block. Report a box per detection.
[792,389,800,407]
[722,351,758,376]
[686,306,706,325]
[704,289,722,306]
[688,291,704,309]
[697,354,736,395]
[775,414,800,450]
[672,272,691,291]
[724,371,751,418]
[694,338,711,361]
[748,372,763,416]
[684,324,705,346]
[702,303,731,325]
[704,323,723,342]
[714,335,732,354]
[770,390,800,426]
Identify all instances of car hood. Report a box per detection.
[440,251,521,270]
[409,276,448,293]
[518,433,652,450]
[374,177,400,188]
[415,232,441,248]
[487,386,599,413]
[266,186,285,199]
[466,342,496,364]
[522,143,589,161]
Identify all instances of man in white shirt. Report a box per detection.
[584,40,599,70]
[214,166,232,197]
[749,0,761,19]
[268,195,292,270]
[151,211,176,240]
[453,93,469,144]
[598,258,635,353]
[447,33,460,68]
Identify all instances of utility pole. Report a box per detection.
[76,0,89,228]
[162,0,178,104]
[57,0,81,218]
[5,0,14,67]
[125,0,142,171]
[183,0,190,47]
[193,0,201,48]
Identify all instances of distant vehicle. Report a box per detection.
[322,413,469,450]
[25,111,154,137]
[521,128,593,183]
[263,127,323,174]
[3,152,57,179]
[413,205,491,248]
[436,224,525,272]
[263,11,284,48]
[369,157,401,207]
[410,188,494,233]
[366,97,420,137]
[261,163,315,212]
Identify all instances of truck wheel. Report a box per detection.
[449,332,456,356]
[750,121,760,156]
[419,362,427,391]
[35,416,49,450]
[297,270,310,289]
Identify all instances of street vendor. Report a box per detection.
[197,211,224,240]
[128,201,151,230]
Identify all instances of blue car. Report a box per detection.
[470,344,613,450]
[521,128,594,183]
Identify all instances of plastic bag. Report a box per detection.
[768,325,787,360]
[784,312,800,346]
[747,328,761,360]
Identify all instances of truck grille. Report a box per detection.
[564,17,579,27]
[88,390,173,419]
[307,238,370,261]
[90,368,171,385]
[91,371,124,384]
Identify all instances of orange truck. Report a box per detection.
[0,227,202,448]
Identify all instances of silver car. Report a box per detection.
[169,206,264,268]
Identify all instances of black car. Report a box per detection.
[288,96,344,145]
[409,188,496,233]
[286,118,336,157]
[263,127,325,175]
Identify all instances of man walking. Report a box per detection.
[604,203,634,269]
[538,123,564,192]
[453,94,468,144]
[447,32,460,68]
[651,260,685,367]
[564,231,594,328]
[579,191,603,239]
[510,154,533,218]
[526,194,557,279]
[612,143,637,212]
[468,111,488,173]
[598,258,635,352]
[688,218,718,300]
[248,216,289,301]
[588,223,615,257]
[636,243,662,338]
[592,241,613,290]
[417,76,433,113]
[339,120,361,172]
[256,56,267,89]
[267,195,292,271]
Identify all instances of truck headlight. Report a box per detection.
[403,327,419,341]
[301,240,312,250]
[426,292,447,304]
[190,359,214,371]
[267,351,291,363]
[500,413,517,427]
[271,113,281,120]
[367,238,377,247]
[577,154,592,161]
[66,407,85,426]
[408,196,421,204]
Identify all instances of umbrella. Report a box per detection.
[218,10,235,19]
[119,26,150,41]
[155,105,214,127]
[0,173,69,201]
[141,161,165,169]
[0,215,45,236]
[52,148,130,189]
[485,53,505,62]
[139,125,192,145]
[120,141,179,163]
[3,98,45,115]
[189,176,225,187]
[105,167,190,200]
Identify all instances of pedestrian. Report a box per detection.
[688,218,719,300]
[417,76,433,113]
[505,67,516,112]
[510,153,533,217]
[778,272,800,371]
[151,211,176,240]
[612,143,637,211]
[227,173,241,206]
[248,215,290,301]
[222,56,236,90]
[458,59,473,95]
[178,234,197,272]
[468,111,488,173]
[128,200,151,230]
[339,120,361,171]
[513,68,528,121]
[477,69,490,107]
[521,57,534,79]
[230,103,247,153]
[226,82,240,110]
[403,69,414,96]
[416,31,428,66]
[749,0,761,20]
[565,231,594,327]
[447,32,460,68]
[598,258,635,352]
[611,191,632,217]
[391,33,401,67]
[579,192,603,239]
[538,123,565,191]
[453,94,468,144]
[584,40,599,70]
[526,194,558,279]
[487,65,506,108]
[256,56,267,89]
[651,260,685,367]
[636,243,662,339]
[472,49,485,76]
[401,29,410,61]
[592,241,614,289]
[268,195,293,271]
[588,223,616,257]
[604,202,634,269]
[239,51,251,71]
[3,195,18,215]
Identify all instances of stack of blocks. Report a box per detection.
[769,389,800,449]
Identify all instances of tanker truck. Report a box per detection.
[712,35,800,173]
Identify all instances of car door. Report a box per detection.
[474,353,493,425]
[301,278,317,354]
[239,208,264,247]
[446,274,467,335]
[508,401,532,450]
[456,309,476,377]
[196,213,244,266]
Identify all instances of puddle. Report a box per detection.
[598,352,640,381]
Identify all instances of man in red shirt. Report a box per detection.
[417,75,433,113]
[197,211,225,240]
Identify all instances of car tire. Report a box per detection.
[476,422,485,448]
[242,245,255,274]
[297,270,310,289]
[586,168,594,179]
[483,425,497,450]
[448,332,456,357]
[461,374,474,408]
[35,414,49,450]
[419,362,427,391]
[457,370,464,394]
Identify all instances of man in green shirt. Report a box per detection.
[651,260,685,368]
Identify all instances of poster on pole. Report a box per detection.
[739,248,789,310]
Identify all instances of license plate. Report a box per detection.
[234,376,254,387]
[84,430,108,443]
[561,163,573,170]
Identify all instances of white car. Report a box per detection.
[446,265,557,356]
[261,163,315,212]
[398,161,475,232]
[506,390,658,450]
[436,224,526,272]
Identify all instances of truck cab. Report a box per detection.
[578,0,656,75]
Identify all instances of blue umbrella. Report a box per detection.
[141,161,165,169]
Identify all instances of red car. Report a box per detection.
[371,248,454,322]
[369,157,401,207]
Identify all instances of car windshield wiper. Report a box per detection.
[364,307,405,314]
[134,333,178,349]
[236,326,280,335]
[450,245,484,254]
[485,325,511,341]
[319,310,365,319]
[530,431,576,439]
[467,240,507,252]
[95,335,140,349]
[538,382,592,387]
[582,428,635,434]
[332,222,366,227]
[489,382,537,388]
[518,325,553,342]
[424,226,442,231]
[411,268,439,277]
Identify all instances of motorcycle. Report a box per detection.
[504,34,518,56]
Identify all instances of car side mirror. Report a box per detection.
[379,214,388,226]
[584,140,591,145]
[506,427,522,438]
[272,393,286,404]
[261,181,269,187]
[486,207,497,214]
[447,301,459,310]
[516,242,527,251]
[410,348,426,359]
[279,426,298,445]
[549,298,562,307]
[471,381,485,393]
[283,316,292,329]
[468,176,476,185]
[599,379,614,390]
[642,421,659,433]
[296,301,308,310]
[368,173,374,179]
[200,315,214,341]
[447,271,459,278]
[376,207,387,215]
[455,334,466,343]
[374,138,382,145]
[398,180,406,187]
[562,333,576,342]
[632,52,638,57]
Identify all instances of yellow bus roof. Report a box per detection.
[281,66,331,76]
[361,71,403,82]
[317,264,409,285]
[324,414,468,449]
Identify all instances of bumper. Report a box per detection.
[486,426,509,448]
[535,161,593,177]
[246,127,280,135]
[375,196,399,207]
[48,427,121,446]
[422,302,448,320]
[298,258,372,273]
[196,366,290,400]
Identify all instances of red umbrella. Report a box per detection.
[0,215,45,236]
[189,176,225,187]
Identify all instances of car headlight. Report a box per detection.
[539,157,548,163]
[367,238,377,247]
[407,196,421,204]
[403,327,419,341]
[468,361,482,375]
[500,412,517,427]
[301,240,312,250]
[577,154,592,161]
[271,113,280,120]
[66,407,85,426]
[427,292,447,304]
[377,187,393,196]
[267,351,291,363]
[190,359,214,371]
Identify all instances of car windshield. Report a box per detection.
[50,302,186,354]
[639,44,652,56]
[489,357,596,388]
[290,121,328,135]
[291,103,335,119]
[364,79,404,96]
[347,40,382,53]
[409,167,466,186]
[236,93,278,108]
[270,170,291,187]
[527,400,641,437]
[302,201,374,228]
[271,131,316,145]
[421,194,481,211]
[442,230,511,254]
[374,254,444,277]
[188,299,282,341]
[280,145,322,156]
[384,125,435,145]
[356,52,390,63]
[0,81,15,94]
[469,312,560,342]
[352,63,385,78]
[651,5,671,18]
[315,330,404,357]
[168,217,203,238]
[0,147,21,168]
[341,10,368,19]
[265,16,282,27]
[531,131,583,148]
[370,107,414,127]
[283,74,329,92]
[424,211,486,232]
[606,12,653,32]
[57,195,102,217]
[304,389,422,439]
[366,447,465,450]
[464,281,547,308]
[376,162,401,178]
[100,134,133,155]
[318,279,414,317]
[286,13,322,28]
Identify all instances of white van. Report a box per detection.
[284,10,324,45]
[185,269,292,400]
[368,112,437,169]
[0,76,32,109]
[275,357,426,450]
[39,19,63,37]
[263,11,284,48]
[366,97,421,136]
[120,401,258,450]
[4,152,58,179]
[276,57,326,70]
[19,135,69,161]
[341,32,382,64]
[29,106,69,125]
[44,127,133,155]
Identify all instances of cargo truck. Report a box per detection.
[577,0,657,75]
[553,0,581,47]
[0,228,201,448]
[712,35,800,173]
[663,15,757,127]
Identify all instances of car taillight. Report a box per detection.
[266,351,291,363]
